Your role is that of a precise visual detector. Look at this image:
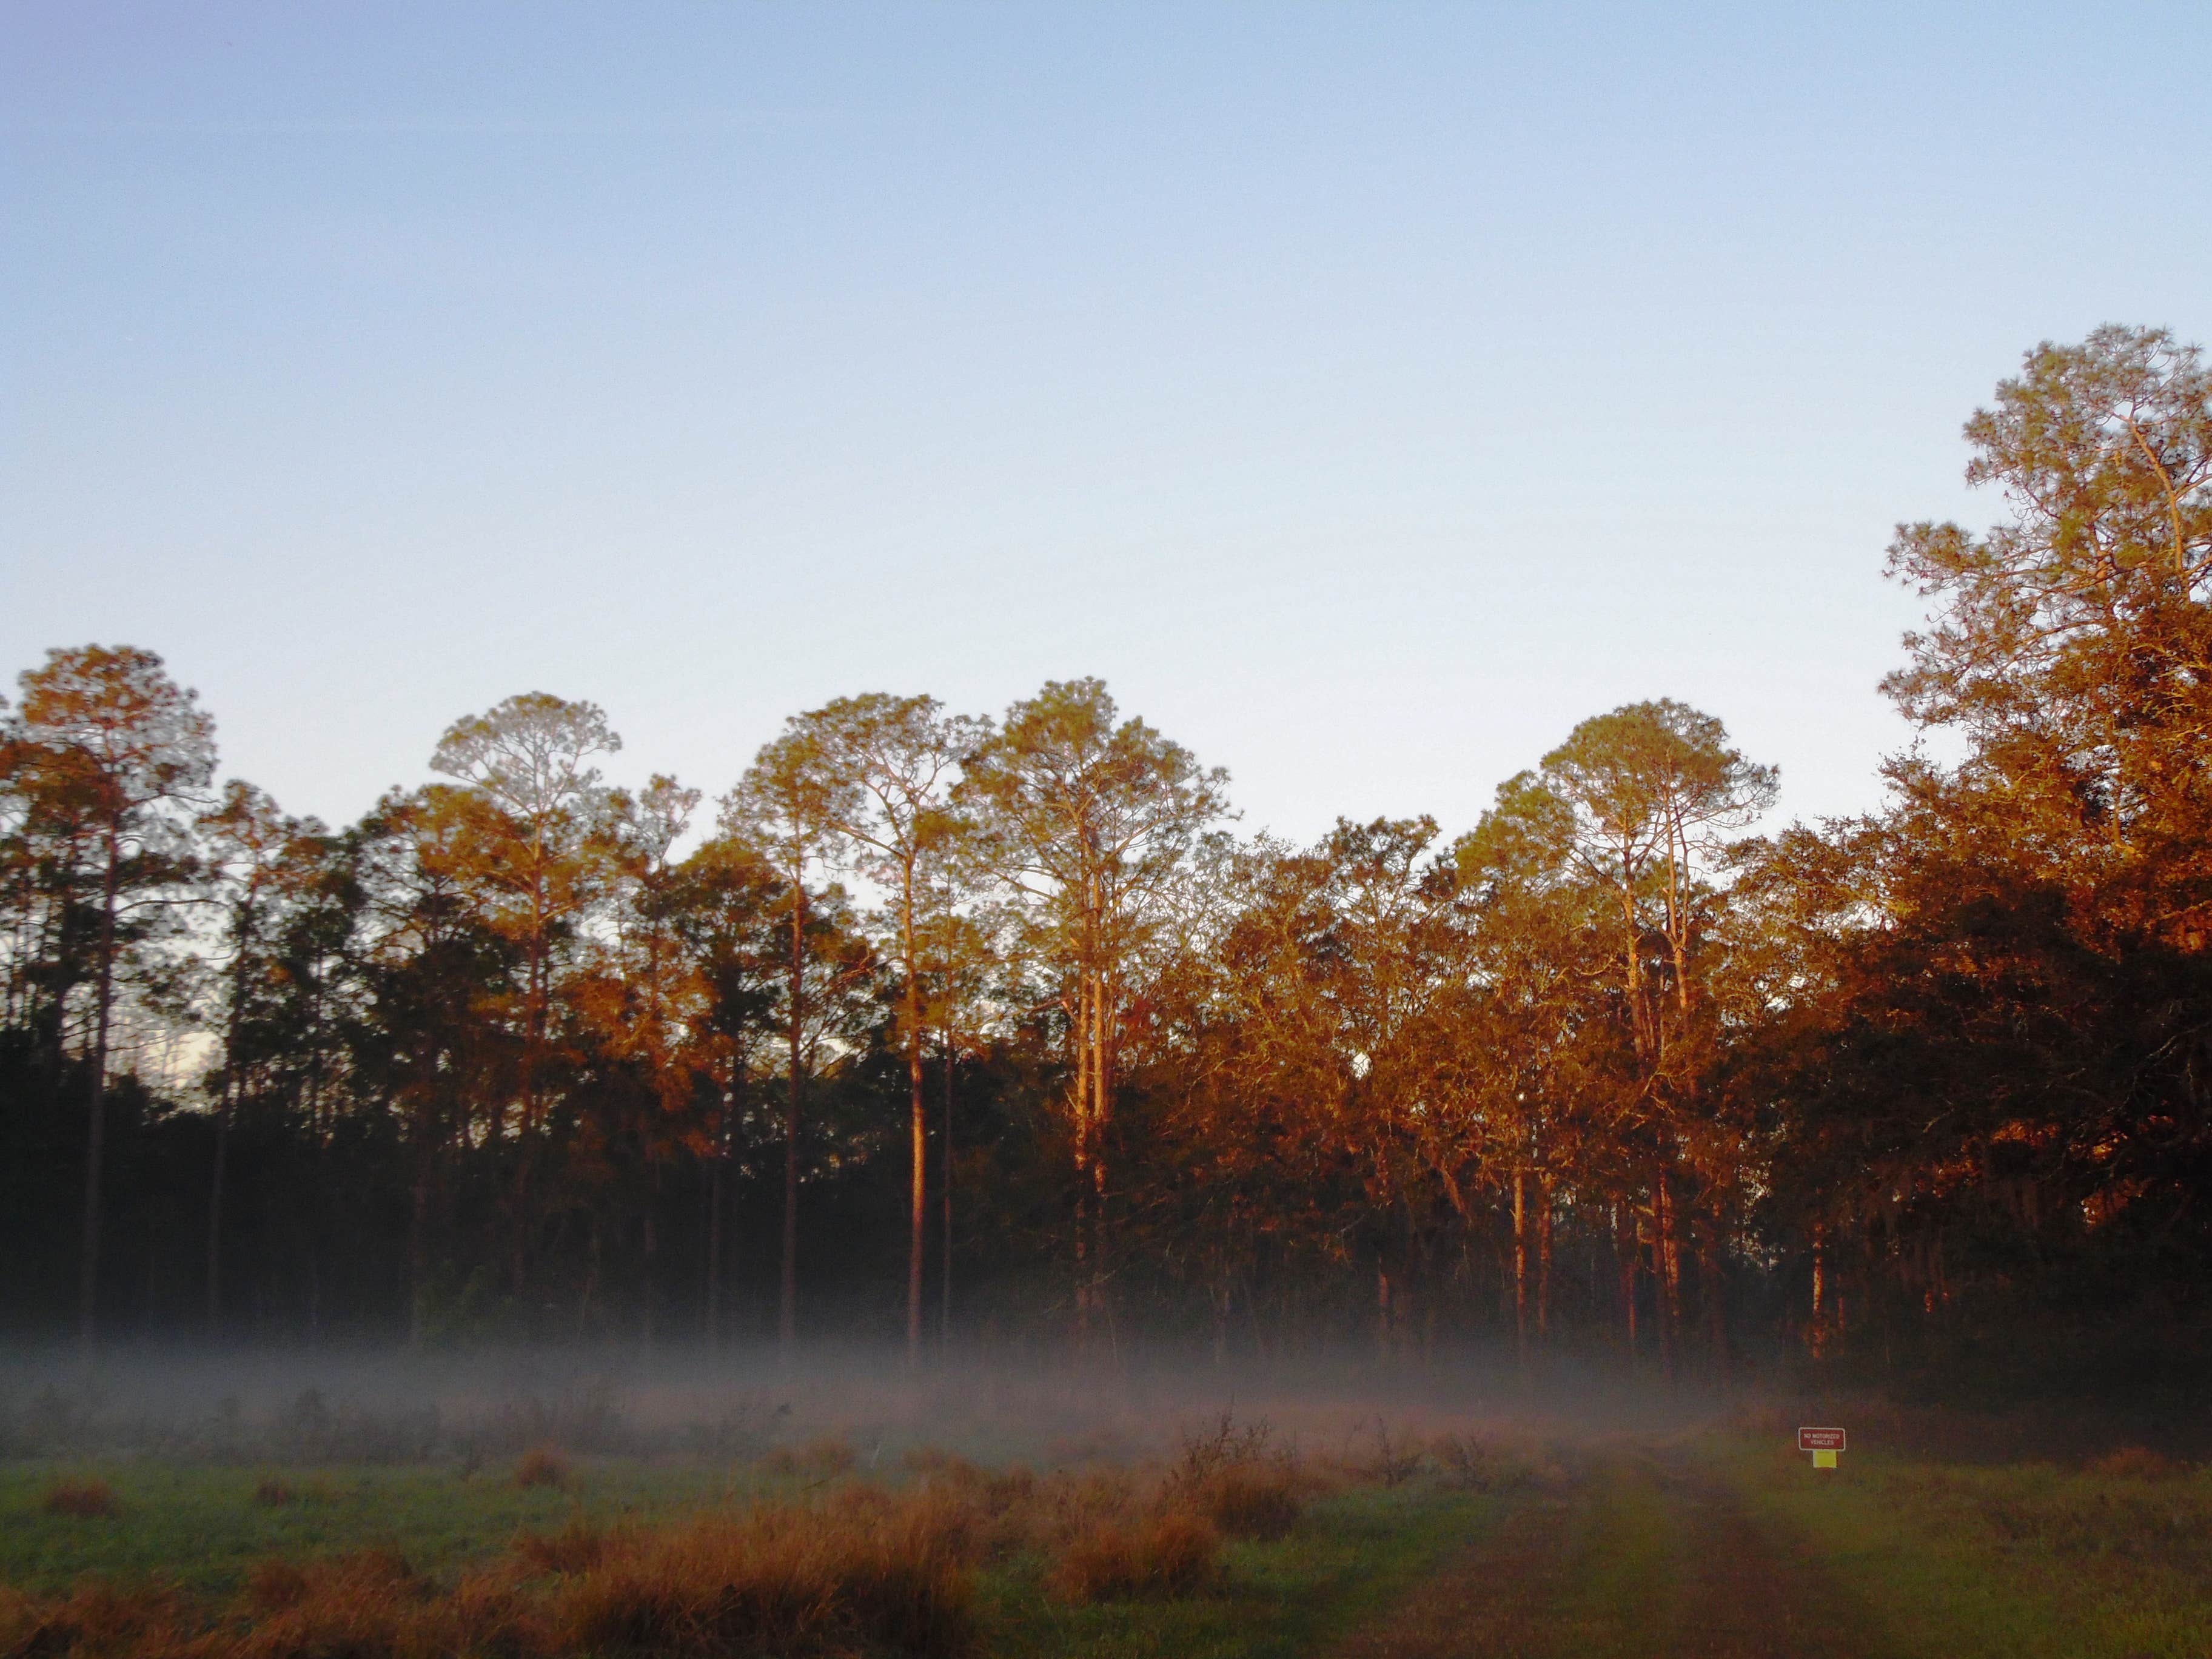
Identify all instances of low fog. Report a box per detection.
[1,1339,1722,1470]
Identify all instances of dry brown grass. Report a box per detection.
[1161,1412,1310,1541]
[41,1478,121,1519]
[1350,1419,1430,1488]
[758,1434,859,1481]
[514,1516,609,1577]
[0,1421,1409,1654]
[2088,1444,2190,1481]
[0,1484,983,1659]
[249,1480,295,1509]
[557,1495,977,1658]
[1430,1432,1555,1495]
[0,1578,195,1659]
[223,1550,545,1659]
[1047,1509,1221,1603]
[1182,1462,1303,1541]
[511,1446,571,1489]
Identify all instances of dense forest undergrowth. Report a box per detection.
[5,325,2211,1404]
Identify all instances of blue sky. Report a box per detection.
[6,2,2208,843]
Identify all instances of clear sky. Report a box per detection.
[6,2,2208,846]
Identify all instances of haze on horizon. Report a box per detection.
[5,2,2209,839]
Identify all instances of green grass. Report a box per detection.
[980,1485,1496,1659]
[0,1456,757,1595]
[29,1435,2212,1659]
[1552,1461,1678,1658]
[1720,1435,2212,1658]
[1,1455,1501,1659]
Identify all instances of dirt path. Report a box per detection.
[1332,1449,1892,1659]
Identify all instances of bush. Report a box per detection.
[1185,1462,1302,1541]
[1159,1413,1305,1540]
[0,1580,192,1657]
[2090,1444,2188,1481]
[42,1477,119,1518]
[224,1551,544,1659]
[1048,1510,1221,1603]
[515,1517,608,1577]
[1431,1432,1540,1493]
[759,1435,859,1481]
[557,1498,977,1658]
[512,1447,571,1489]
[1359,1420,1429,1487]
[252,1479,297,1508]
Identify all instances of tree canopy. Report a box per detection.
[4,325,2207,1398]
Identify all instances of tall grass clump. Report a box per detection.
[515,1516,609,1577]
[512,1446,571,1489]
[557,1495,978,1658]
[1047,1511,1220,1603]
[1431,1431,1551,1494]
[0,1487,982,1659]
[0,1580,193,1658]
[41,1478,120,1519]
[1163,1413,1307,1541]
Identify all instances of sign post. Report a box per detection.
[1798,1426,1846,1469]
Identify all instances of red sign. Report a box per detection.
[1798,1426,1846,1452]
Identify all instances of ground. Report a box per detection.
[7,1407,2212,1657]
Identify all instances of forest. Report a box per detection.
[5,324,2209,1398]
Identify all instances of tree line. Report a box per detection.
[4,325,2208,1392]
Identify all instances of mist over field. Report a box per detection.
[1,1340,1710,1464]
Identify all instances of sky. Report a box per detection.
[5,2,2210,848]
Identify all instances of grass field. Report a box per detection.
[0,1441,1494,1659]
[7,1375,2212,1658]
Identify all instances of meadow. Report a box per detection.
[4,1354,2211,1658]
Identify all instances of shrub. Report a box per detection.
[224,1552,544,1659]
[556,1498,977,1658]
[2090,1444,2188,1481]
[1431,1432,1538,1493]
[512,1447,571,1489]
[252,1478,297,1508]
[246,1557,312,1614]
[759,1435,859,1481]
[42,1476,120,1518]
[0,1580,192,1658]
[1048,1510,1220,1604]
[1165,1413,1304,1540]
[515,1517,608,1577]
[1,1485,993,1659]
[1357,1419,1428,1487]
[1185,1462,1302,1540]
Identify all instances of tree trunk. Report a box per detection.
[1703,1233,1726,1382]
[1537,1180,1553,1343]
[407,1151,431,1352]
[905,905,925,1367]
[1071,977,1091,1344]
[1512,1168,1528,1367]
[780,882,805,1357]
[207,1096,232,1333]
[208,897,256,1335]
[1376,1259,1392,1362]
[78,829,121,1364]
[940,1033,954,1350]
[641,1206,658,1352]
[1089,968,1110,1327]
[706,1081,731,1351]
[1617,1203,1638,1366]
